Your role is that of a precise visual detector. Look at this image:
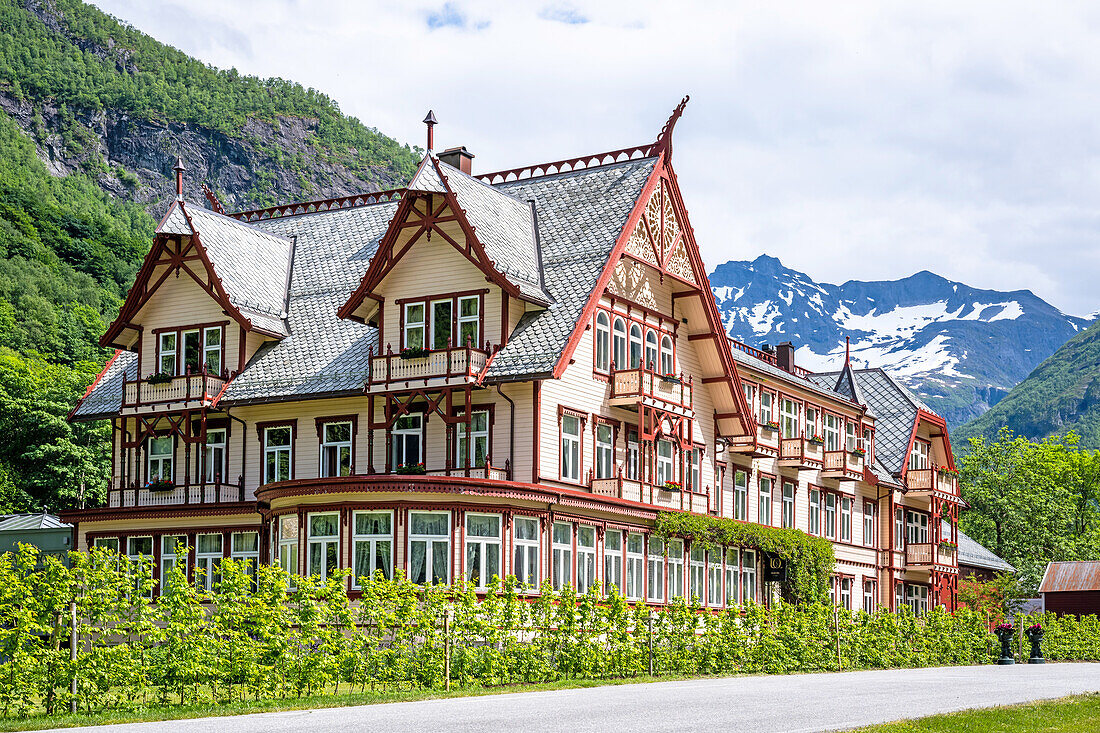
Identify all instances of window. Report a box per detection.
[733,470,748,521]
[93,537,120,553]
[195,533,222,592]
[203,327,222,374]
[862,427,874,464]
[909,440,930,470]
[758,476,772,526]
[353,511,392,586]
[160,535,185,592]
[863,502,876,547]
[594,423,614,480]
[846,421,858,452]
[707,551,722,607]
[839,577,852,610]
[647,536,665,602]
[308,513,339,581]
[782,481,795,529]
[604,529,623,595]
[458,295,480,348]
[906,511,929,544]
[808,488,821,535]
[594,311,610,372]
[577,526,597,593]
[182,329,202,373]
[825,493,837,538]
[805,406,819,440]
[263,426,292,484]
[780,398,800,439]
[147,436,173,482]
[689,545,705,602]
[204,429,226,484]
[645,329,658,370]
[725,548,738,606]
[823,414,840,451]
[625,533,644,599]
[158,332,177,374]
[431,299,453,350]
[894,508,905,550]
[629,324,642,368]
[895,583,905,613]
[231,532,260,582]
[391,414,422,470]
[667,539,684,599]
[612,317,627,369]
[863,580,876,613]
[840,497,852,542]
[404,303,426,349]
[660,334,674,375]
[688,447,702,492]
[656,439,674,485]
[741,549,756,603]
[127,536,154,597]
[552,522,573,590]
[277,515,298,578]
[906,584,929,614]
[465,513,501,589]
[759,391,773,425]
[561,414,582,481]
[457,410,489,469]
[742,382,757,414]
[320,421,353,478]
[409,511,450,585]
[626,432,640,480]
[513,516,540,590]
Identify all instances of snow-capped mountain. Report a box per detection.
[710,255,1093,426]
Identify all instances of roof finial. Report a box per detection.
[652,95,690,158]
[173,155,186,201]
[844,336,851,366]
[423,110,438,152]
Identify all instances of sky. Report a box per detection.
[92,0,1100,316]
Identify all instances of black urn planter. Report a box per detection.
[1026,628,1045,664]
[995,627,1015,665]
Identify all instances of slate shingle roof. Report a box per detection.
[71,350,136,419]
[955,527,1015,574]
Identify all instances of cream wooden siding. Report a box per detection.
[76,512,260,551]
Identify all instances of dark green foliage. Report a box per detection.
[955,320,1100,449]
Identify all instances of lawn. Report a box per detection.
[851,693,1100,732]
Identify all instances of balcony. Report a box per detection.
[422,462,511,482]
[609,367,693,415]
[369,345,490,389]
[777,437,824,469]
[906,466,959,497]
[121,372,227,415]
[821,449,864,481]
[108,480,245,508]
[905,542,958,568]
[590,474,710,513]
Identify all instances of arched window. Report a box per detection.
[645,330,658,370]
[612,317,627,370]
[594,311,610,372]
[660,334,674,375]
[629,324,643,369]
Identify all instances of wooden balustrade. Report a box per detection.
[369,344,490,385]
[906,542,934,566]
[122,371,227,411]
[108,480,245,508]
[589,473,709,513]
[609,366,693,412]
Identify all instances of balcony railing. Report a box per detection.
[589,474,710,513]
[422,461,511,482]
[821,448,864,480]
[906,465,959,496]
[108,480,245,508]
[369,344,490,386]
[778,437,824,468]
[609,367,693,413]
[122,371,227,411]
[905,542,958,567]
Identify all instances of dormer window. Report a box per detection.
[158,333,176,374]
[401,292,485,351]
[458,296,480,348]
[203,328,222,374]
[155,325,223,376]
[909,439,929,470]
[404,304,426,349]
[431,299,453,349]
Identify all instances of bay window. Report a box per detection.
[457,295,480,348]
[353,511,392,585]
[625,532,644,599]
[560,413,582,482]
[457,410,490,469]
[195,533,222,592]
[656,439,674,485]
[603,529,622,595]
[465,513,502,589]
[689,545,705,602]
[276,515,298,578]
[320,421,353,478]
[552,521,573,590]
[409,511,450,585]
[734,470,748,521]
[612,317,627,369]
[308,513,339,581]
[263,425,292,484]
[513,516,540,590]
[758,476,773,526]
[147,436,173,483]
[667,538,684,599]
[391,414,422,470]
[404,303,426,349]
[594,422,614,480]
[577,526,597,593]
[646,536,665,602]
[594,311,610,372]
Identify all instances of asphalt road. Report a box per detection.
[49,663,1100,733]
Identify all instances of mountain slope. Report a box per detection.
[711,255,1091,426]
[954,320,1100,449]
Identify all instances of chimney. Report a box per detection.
[438,146,475,175]
[173,156,185,201]
[423,110,437,151]
[776,341,796,372]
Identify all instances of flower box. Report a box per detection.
[807,435,824,446]
[663,481,682,492]
[850,448,866,457]
[660,374,681,385]
[145,478,175,492]
[938,541,957,549]
[399,347,431,360]
[396,463,426,475]
[146,371,174,385]
[760,421,780,431]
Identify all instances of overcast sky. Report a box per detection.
[93,0,1100,315]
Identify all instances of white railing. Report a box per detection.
[122,373,226,408]
[108,482,243,508]
[609,367,693,411]
[370,346,489,385]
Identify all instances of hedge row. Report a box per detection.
[0,545,1096,720]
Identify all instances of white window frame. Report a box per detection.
[825,493,837,538]
[906,510,929,544]
[625,532,644,600]
[863,501,876,547]
[780,398,800,439]
[127,536,154,598]
[734,470,748,521]
[230,531,259,579]
[403,302,426,350]
[181,328,201,373]
[552,521,573,590]
[656,439,674,485]
[725,548,739,606]
[561,413,582,482]
[513,516,540,590]
[823,413,840,451]
[645,329,658,370]
[626,432,640,481]
[688,447,702,493]
[408,511,451,585]
[667,538,684,599]
[457,295,480,348]
[906,584,929,614]
[841,497,853,542]
[594,311,610,372]
[689,545,705,602]
[839,577,852,610]
[782,481,795,529]
[160,534,186,592]
[629,323,643,368]
[147,436,173,483]
[320,421,353,478]
[741,549,756,603]
[391,414,423,470]
[909,440,930,470]
[759,391,773,425]
[894,507,905,550]
[202,326,222,374]
[846,421,858,452]
[805,406,819,440]
[604,529,623,596]
[808,488,821,535]
[660,334,674,375]
[203,428,226,484]
[464,513,502,590]
[157,332,177,375]
[706,551,722,607]
[263,425,292,484]
[646,536,665,603]
[352,510,393,587]
[195,533,222,593]
[594,422,614,480]
[577,525,597,593]
[276,515,298,580]
[430,298,453,350]
[758,476,772,526]
[863,580,876,613]
[612,317,627,370]
[456,410,490,469]
[307,513,340,581]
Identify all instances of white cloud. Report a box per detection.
[91,0,1100,315]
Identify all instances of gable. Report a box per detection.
[623,178,702,288]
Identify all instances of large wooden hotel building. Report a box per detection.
[66,103,964,612]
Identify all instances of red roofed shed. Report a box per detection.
[1038,561,1100,617]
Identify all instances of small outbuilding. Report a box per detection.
[1038,561,1100,617]
[0,513,74,566]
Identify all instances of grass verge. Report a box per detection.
[850,693,1100,732]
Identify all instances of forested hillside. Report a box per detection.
[0,0,419,512]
